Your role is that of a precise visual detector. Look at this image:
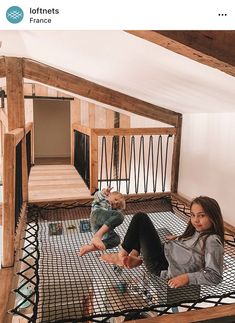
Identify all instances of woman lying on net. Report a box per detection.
[101,196,224,288]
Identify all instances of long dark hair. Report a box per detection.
[179,196,224,245]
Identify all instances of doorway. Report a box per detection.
[33,99,70,165]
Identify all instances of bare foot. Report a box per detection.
[100,253,127,267]
[124,255,143,269]
[79,244,98,256]
[91,236,106,251]
[129,249,139,257]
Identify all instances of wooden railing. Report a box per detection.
[2,125,30,268]
[73,124,178,195]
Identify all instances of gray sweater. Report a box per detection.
[160,231,224,285]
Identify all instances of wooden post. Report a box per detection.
[0,56,6,77]
[70,99,81,165]
[90,129,98,194]
[22,136,28,202]
[6,57,25,131]
[31,124,35,165]
[171,115,182,193]
[2,133,16,267]
[6,57,28,208]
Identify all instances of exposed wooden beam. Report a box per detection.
[0,56,5,77]
[139,303,235,322]
[126,31,235,78]
[157,31,235,66]
[23,58,181,126]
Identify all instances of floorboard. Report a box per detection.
[28,165,91,203]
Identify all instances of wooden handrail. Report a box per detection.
[73,123,91,136]
[72,124,176,137]
[72,125,177,194]
[25,122,33,135]
[93,127,176,136]
[8,128,24,146]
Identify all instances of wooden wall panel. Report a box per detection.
[47,87,58,97]
[24,99,33,123]
[35,83,48,96]
[88,103,95,128]
[95,106,106,128]
[24,83,33,96]
[80,100,89,126]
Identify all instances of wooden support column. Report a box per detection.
[5,57,25,131]
[6,58,28,207]
[2,133,15,267]
[0,267,14,323]
[22,136,28,202]
[90,129,98,194]
[70,99,81,165]
[31,124,35,165]
[0,56,6,77]
[171,115,182,193]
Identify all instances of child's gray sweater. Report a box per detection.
[161,231,224,285]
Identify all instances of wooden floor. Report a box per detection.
[28,164,91,203]
[34,157,70,165]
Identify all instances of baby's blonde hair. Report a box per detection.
[111,191,126,210]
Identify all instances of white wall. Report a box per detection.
[178,113,235,225]
[131,115,169,128]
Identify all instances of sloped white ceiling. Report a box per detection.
[0,30,235,114]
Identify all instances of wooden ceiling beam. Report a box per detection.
[127,31,235,78]
[23,58,180,126]
[0,56,6,78]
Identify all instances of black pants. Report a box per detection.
[122,212,168,275]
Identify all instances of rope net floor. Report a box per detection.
[12,196,235,322]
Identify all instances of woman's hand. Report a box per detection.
[168,274,189,288]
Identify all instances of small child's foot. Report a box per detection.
[100,253,127,267]
[91,236,106,251]
[79,244,98,256]
[124,255,143,269]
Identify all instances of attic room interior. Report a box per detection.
[0,30,235,323]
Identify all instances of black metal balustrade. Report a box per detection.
[74,130,90,188]
[99,134,173,194]
[26,131,32,176]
